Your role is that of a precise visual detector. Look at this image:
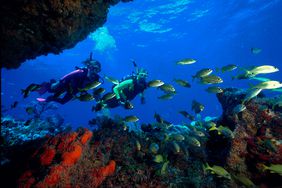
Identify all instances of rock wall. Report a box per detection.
[214,88,282,187]
[0,0,131,69]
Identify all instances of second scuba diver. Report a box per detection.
[22,53,103,104]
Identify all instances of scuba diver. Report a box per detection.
[22,53,103,104]
[94,60,148,111]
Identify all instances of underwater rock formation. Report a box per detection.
[0,0,132,69]
[16,128,118,187]
[214,88,282,187]
[1,89,281,187]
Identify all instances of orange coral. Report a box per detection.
[57,132,78,151]
[100,160,116,176]
[80,130,93,145]
[41,165,64,186]
[40,147,56,166]
[18,129,102,187]
[18,170,35,188]
[92,160,117,187]
[61,143,82,166]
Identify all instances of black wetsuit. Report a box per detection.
[41,68,100,104]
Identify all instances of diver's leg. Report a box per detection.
[113,86,121,100]
[45,92,73,104]
[54,93,74,104]
[120,91,127,102]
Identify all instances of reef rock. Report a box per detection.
[17,128,118,188]
[215,88,282,187]
[0,0,132,69]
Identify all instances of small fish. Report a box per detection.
[209,125,234,138]
[251,47,262,54]
[204,163,231,179]
[233,104,246,114]
[179,111,194,121]
[104,75,119,85]
[200,75,223,84]
[248,65,279,76]
[232,174,256,188]
[160,161,169,175]
[251,80,282,90]
[261,164,282,176]
[179,110,190,118]
[216,64,237,73]
[249,76,271,82]
[192,68,213,80]
[158,93,175,100]
[205,86,224,94]
[123,124,128,131]
[24,119,32,126]
[173,79,191,88]
[102,92,116,101]
[124,101,134,109]
[148,80,165,87]
[232,72,254,80]
[172,141,181,153]
[192,100,205,114]
[187,137,201,147]
[170,133,185,141]
[78,81,101,91]
[153,154,164,163]
[242,88,262,103]
[135,140,141,151]
[10,101,19,109]
[193,130,205,137]
[93,102,104,112]
[159,84,176,93]
[124,115,139,122]
[25,107,34,115]
[76,93,95,101]
[204,121,217,129]
[154,112,164,124]
[21,84,41,98]
[176,58,196,65]
[93,87,106,96]
[149,143,159,154]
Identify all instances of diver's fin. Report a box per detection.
[131,59,137,67]
[36,98,46,102]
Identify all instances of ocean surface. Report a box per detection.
[2,0,282,128]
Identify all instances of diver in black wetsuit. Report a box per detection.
[23,53,102,104]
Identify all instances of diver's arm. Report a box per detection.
[113,79,134,100]
[113,86,121,100]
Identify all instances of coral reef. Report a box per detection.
[17,128,116,188]
[1,115,66,146]
[1,88,281,187]
[213,88,282,187]
[0,0,132,69]
[1,102,66,146]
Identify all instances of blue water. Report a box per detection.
[2,0,282,128]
